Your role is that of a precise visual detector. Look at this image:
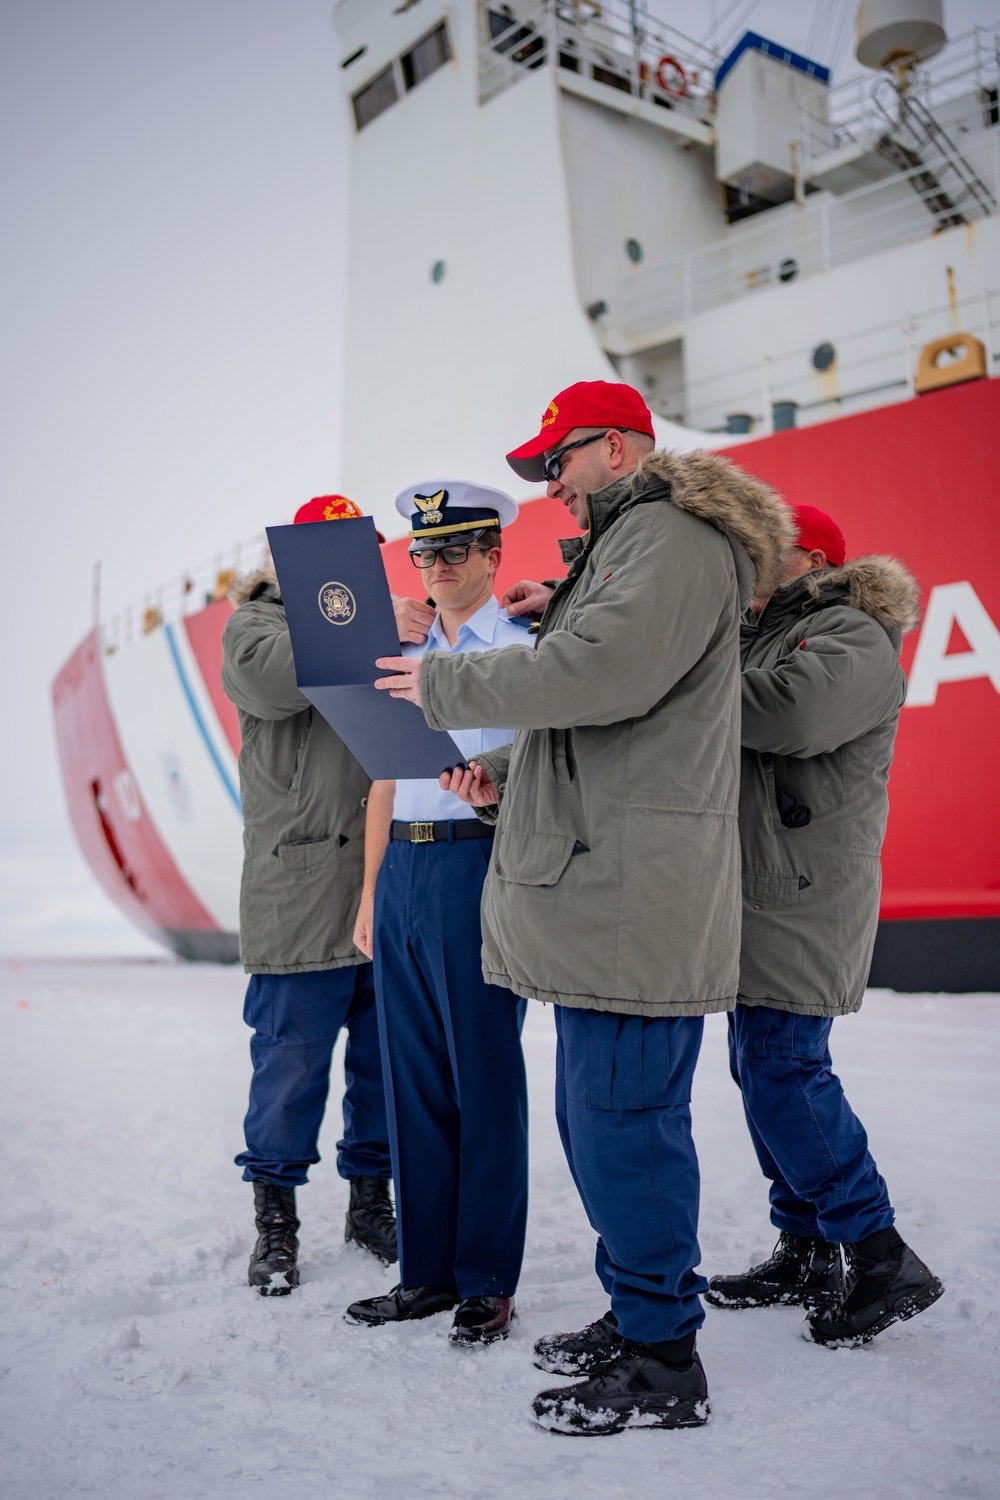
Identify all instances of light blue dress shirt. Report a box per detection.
[391,596,532,822]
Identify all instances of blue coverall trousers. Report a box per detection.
[236,964,392,1189]
[373,836,528,1299]
[728,1002,894,1243]
[554,1006,708,1343]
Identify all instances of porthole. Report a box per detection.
[812,342,836,371]
[430,260,446,284]
[778,257,799,283]
[625,238,643,264]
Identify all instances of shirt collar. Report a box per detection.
[428,594,501,649]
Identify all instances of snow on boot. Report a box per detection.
[449,1295,514,1346]
[705,1232,842,1309]
[532,1344,710,1436]
[806,1227,944,1347]
[248,1180,299,1295]
[533,1310,624,1376]
[344,1175,398,1265]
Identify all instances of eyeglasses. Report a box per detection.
[542,428,627,482]
[408,543,491,569]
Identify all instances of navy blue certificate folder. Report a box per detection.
[266,518,465,779]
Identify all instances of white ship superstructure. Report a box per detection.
[333,0,998,520]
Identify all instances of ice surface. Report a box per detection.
[1,961,998,1499]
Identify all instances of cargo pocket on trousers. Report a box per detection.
[493,828,576,886]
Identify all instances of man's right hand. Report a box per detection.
[353,889,375,960]
[502,580,554,619]
[439,761,498,807]
[392,594,436,644]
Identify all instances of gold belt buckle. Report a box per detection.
[410,821,435,843]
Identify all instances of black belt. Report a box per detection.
[390,819,494,844]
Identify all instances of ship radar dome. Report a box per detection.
[855,0,947,70]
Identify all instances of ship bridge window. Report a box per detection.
[352,64,399,130]
[401,22,451,91]
[488,7,545,67]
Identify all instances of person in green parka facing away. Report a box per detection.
[707,502,944,1348]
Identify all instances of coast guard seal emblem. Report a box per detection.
[318,581,356,625]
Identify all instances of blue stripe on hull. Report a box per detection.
[164,623,242,814]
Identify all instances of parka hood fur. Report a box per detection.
[635,449,796,600]
[804,555,921,634]
[230,559,279,607]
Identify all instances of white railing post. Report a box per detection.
[983,286,993,355]
[760,354,773,434]
[902,315,917,398]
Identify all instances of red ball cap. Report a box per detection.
[506,381,654,481]
[790,503,846,566]
[293,494,384,542]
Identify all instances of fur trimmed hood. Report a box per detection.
[803,555,921,634]
[230,559,278,607]
[633,449,797,600]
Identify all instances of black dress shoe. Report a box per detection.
[345,1283,459,1325]
[532,1345,710,1435]
[449,1296,514,1345]
[533,1310,622,1375]
[806,1228,944,1347]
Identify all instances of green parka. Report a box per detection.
[739,556,920,1015]
[221,564,370,975]
[421,450,794,1018]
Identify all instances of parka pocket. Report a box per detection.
[276,833,346,872]
[494,828,576,886]
[743,872,804,911]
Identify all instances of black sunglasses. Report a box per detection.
[542,428,627,482]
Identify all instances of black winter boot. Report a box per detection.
[532,1341,710,1435]
[705,1232,843,1309]
[248,1180,300,1295]
[345,1176,398,1265]
[534,1311,624,1375]
[807,1227,944,1347]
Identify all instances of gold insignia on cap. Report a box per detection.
[413,489,446,526]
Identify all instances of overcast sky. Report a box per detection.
[1,0,996,950]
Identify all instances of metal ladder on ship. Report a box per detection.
[872,76,997,230]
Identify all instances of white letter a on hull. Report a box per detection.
[906,581,1000,707]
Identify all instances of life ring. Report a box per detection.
[655,54,688,98]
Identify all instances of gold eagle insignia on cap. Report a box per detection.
[413,488,446,526]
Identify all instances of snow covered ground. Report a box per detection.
[1,960,998,1500]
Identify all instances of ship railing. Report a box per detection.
[797,24,1000,168]
[646,285,1000,436]
[477,0,716,119]
[619,130,1000,341]
[99,532,268,655]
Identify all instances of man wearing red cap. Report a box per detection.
[222,497,403,1295]
[374,382,793,1433]
[706,503,944,1347]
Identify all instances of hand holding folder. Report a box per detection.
[267,518,465,778]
